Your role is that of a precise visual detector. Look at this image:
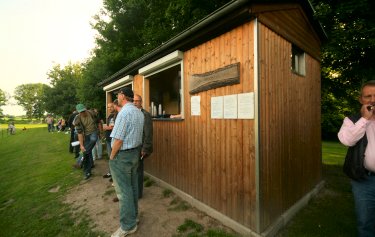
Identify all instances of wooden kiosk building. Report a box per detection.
[99,0,326,236]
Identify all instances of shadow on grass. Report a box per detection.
[277,164,357,237]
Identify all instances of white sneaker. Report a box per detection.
[111,225,137,237]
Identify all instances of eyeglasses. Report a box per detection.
[134,100,141,102]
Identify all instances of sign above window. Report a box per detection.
[189,62,240,94]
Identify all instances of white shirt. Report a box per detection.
[338,117,375,172]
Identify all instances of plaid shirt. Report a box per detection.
[110,103,144,150]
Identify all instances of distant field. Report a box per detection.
[0,116,44,125]
[0,123,46,130]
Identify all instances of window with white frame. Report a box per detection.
[103,77,133,119]
[103,75,134,102]
[291,44,306,76]
[146,64,182,118]
[139,51,184,119]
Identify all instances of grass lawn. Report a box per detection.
[0,127,357,236]
[0,126,104,237]
[278,141,357,237]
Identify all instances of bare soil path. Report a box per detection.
[64,159,237,237]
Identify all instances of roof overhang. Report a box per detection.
[102,75,133,92]
[98,0,326,88]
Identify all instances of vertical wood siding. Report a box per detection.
[131,16,321,232]
[133,74,143,97]
[139,22,257,229]
[258,23,322,230]
[257,6,321,61]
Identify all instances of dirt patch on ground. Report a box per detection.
[64,159,237,237]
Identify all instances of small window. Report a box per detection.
[146,64,182,118]
[291,45,305,76]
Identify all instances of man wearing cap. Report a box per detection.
[109,87,144,237]
[74,103,98,180]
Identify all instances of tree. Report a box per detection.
[77,59,107,112]
[312,0,375,139]
[13,83,48,119]
[43,62,82,118]
[0,89,8,116]
[79,0,231,111]
[92,0,230,66]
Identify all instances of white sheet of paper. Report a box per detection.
[224,95,237,119]
[211,96,223,119]
[191,96,201,116]
[238,92,254,119]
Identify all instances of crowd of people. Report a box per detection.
[48,87,153,237]
[34,79,375,237]
[45,115,67,132]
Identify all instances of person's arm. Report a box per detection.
[338,116,368,146]
[110,138,123,160]
[78,133,85,152]
[74,115,85,151]
[103,116,114,131]
[98,119,103,133]
[170,114,182,119]
[339,104,375,146]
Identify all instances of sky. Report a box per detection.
[0,0,103,116]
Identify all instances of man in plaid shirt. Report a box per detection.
[109,87,144,237]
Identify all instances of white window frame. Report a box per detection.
[104,75,133,118]
[291,45,306,76]
[139,51,184,119]
[103,75,134,92]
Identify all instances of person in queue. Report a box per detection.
[74,104,98,180]
[133,94,153,199]
[109,87,144,237]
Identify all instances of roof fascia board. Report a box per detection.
[103,75,133,91]
[138,51,184,76]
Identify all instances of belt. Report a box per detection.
[119,146,140,152]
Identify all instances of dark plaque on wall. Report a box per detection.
[189,62,240,94]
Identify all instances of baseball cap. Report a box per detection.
[117,87,134,98]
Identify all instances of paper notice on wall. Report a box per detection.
[224,95,237,119]
[211,96,223,119]
[191,96,201,116]
[238,92,254,119]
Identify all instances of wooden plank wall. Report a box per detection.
[134,22,257,229]
[257,5,322,61]
[133,74,143,97]
[258,23,322,230]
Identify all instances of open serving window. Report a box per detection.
[139,51,184,119]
